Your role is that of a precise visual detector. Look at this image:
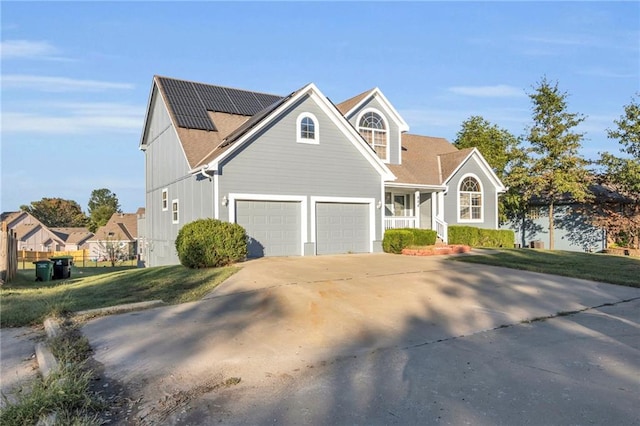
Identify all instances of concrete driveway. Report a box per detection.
[81,253,640,425]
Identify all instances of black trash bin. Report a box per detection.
[50,256,74,279]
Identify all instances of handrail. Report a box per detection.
[434,217,448,243]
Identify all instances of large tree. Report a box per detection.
[454,115,520,178]
[593,95,640,248]
[20,198,88,228]
[524,78,591,250]
[454,115,523,223]
[88,188,121,232]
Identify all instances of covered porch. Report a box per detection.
[384,186,448,243]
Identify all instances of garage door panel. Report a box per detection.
[316,202,369,255]
[236,200,301,258]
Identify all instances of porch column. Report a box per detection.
[431,192,436,230]
[415,191,420,228]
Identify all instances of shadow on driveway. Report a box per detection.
[81,254,640,425]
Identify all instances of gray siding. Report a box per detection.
[419,193,432,229]
[219,95,384,249]
[345,96,402,165]
[443,155,499,229]
[142,88,215,266]
[502,205,606,252]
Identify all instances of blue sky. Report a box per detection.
[2,1,638,214]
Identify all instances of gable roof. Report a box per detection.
[50,227,94,246]
[195,82,395,181]
[91,213,138,242]
[337,87,409,132]
[1,211,67,245]
[140,76,286,169]
[336,88,375,115]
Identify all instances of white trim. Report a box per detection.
[296,112,319,144]
[171,199,179,224]
[457,173,484,223]
[207,84,396,182]
[310,196,376,253]
[161,188,169,211]
[228,193,307,256]
[442,148,506,192]
[385,182,446,190]
[213,173,219,220]
[356,107,390,163]
[343,88,410,132]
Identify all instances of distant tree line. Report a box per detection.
[20,188,122,233]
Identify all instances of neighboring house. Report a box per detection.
[87,212,140,261]
[0,211,66,251]
[501,184,625,252]
[50,228,94,250]
[139,76,506,266]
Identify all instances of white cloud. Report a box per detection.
[0,40,68,60]
[2,74,134,92]
[448,85,525,98]
[2,102,143,134]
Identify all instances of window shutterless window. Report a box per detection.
[162,189,168,211]
[172,199,179,224]
[358,110,388,161]
[296,113,319,144]
[458,176,482,221]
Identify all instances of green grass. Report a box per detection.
[453,249,640,287]
[0,363,103,426]
[1,265,238,327]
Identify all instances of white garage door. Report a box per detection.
[316,202,370,255]
[236,200,301,258]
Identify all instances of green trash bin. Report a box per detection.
[33,260,54,282]
[50,256,74,280]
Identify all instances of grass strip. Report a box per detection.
[1,265,237,327]
[453,249,640,288]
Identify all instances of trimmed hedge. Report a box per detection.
[448,226,514,248]
[175,219,247,268]
[383,228,437,254]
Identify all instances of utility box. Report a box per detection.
[50,256,74,280]
[530,240,544,249]
[33,260,54,282]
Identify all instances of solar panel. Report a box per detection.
[158,77,284,131]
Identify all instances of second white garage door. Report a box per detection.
[316,202,370,255]
[236,200,301,258]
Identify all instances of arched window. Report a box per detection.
[296,113,319,144]
[358,110,388,161]
[459,175,482,221]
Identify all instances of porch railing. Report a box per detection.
[435,217,448,243]
[385,217,417,230]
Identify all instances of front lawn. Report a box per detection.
[1,265,238,327]
[453,249,640,288]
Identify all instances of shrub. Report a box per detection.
[405,228,437,246]
[175,219,247,268]
[383,229,414,254]
[448,226,514,248]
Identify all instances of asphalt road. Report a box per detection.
[81,254,640,425]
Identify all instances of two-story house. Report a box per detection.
[139,76,505,266]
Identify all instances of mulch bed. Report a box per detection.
[402,245,472,256]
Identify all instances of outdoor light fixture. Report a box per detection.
[376,200,382,209]
[222,196,228,206]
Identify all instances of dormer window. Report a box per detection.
[296,113,319,144]
[358,109,388,161]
